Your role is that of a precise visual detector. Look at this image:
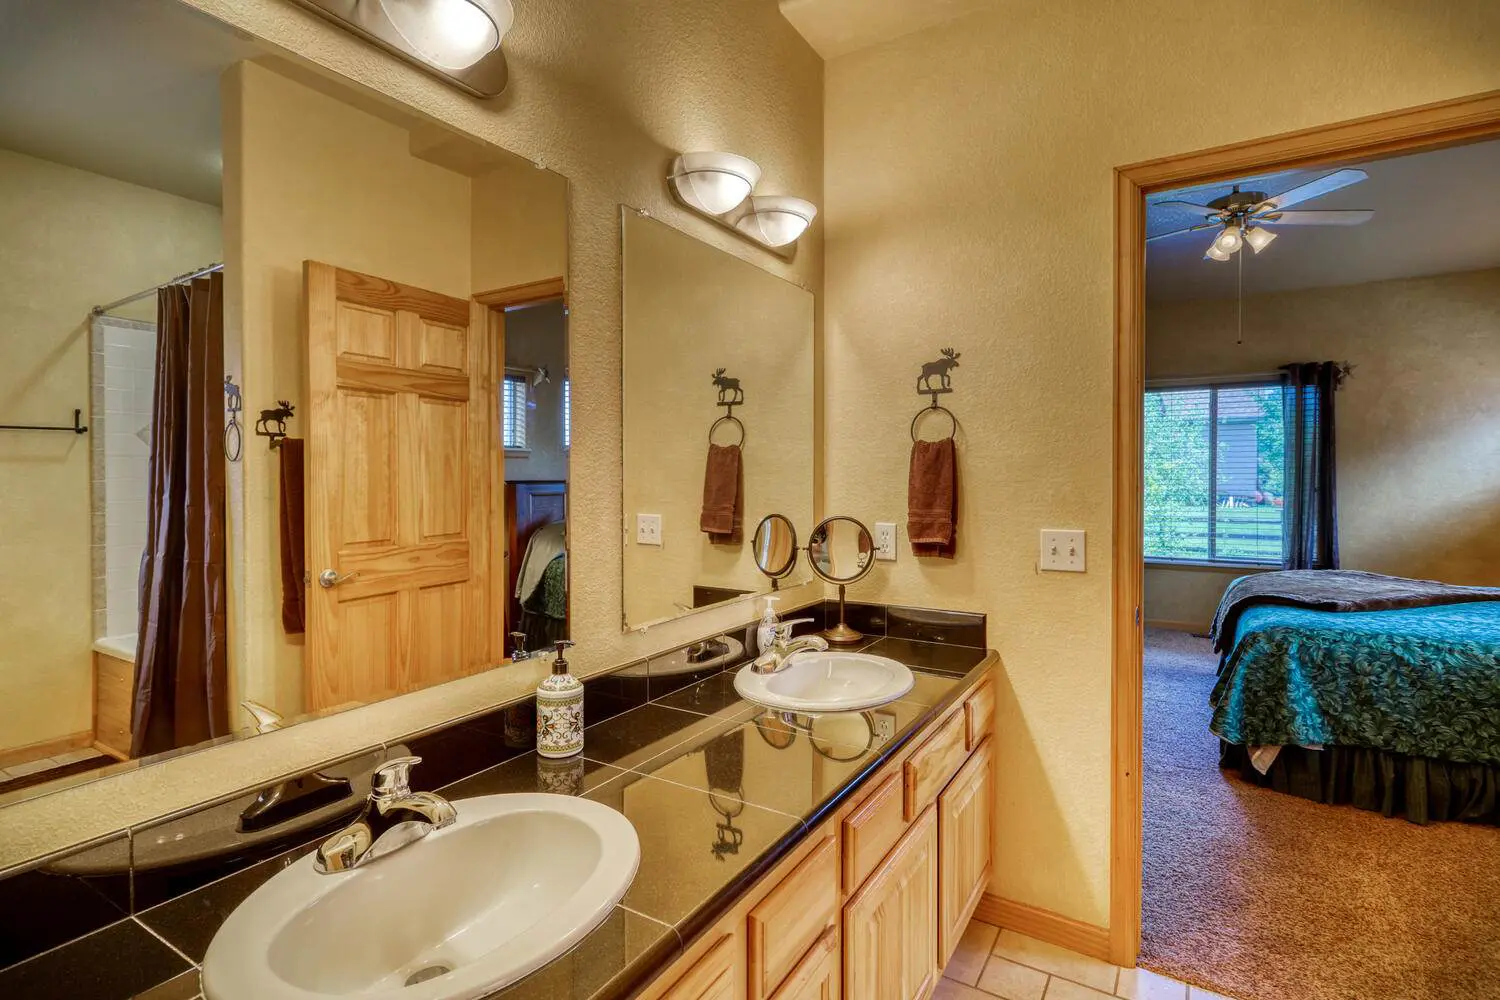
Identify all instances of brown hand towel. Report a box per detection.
[908,436,958,558]
[279,438,307,633]
[700,442,743,545]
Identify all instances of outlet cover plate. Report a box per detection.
[1040,529,1085,572]
[636,513,662,546]
[874,522,897,561]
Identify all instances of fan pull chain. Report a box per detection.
[1236,243,1244,346]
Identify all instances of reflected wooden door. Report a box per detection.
[305,261,497,711]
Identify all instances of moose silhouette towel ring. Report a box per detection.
[911,348,961,442]
[255,399,295,449]
[710,367,746,447]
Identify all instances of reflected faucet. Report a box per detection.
[313,756,456,874]
[751,619,828,674]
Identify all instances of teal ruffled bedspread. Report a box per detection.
[1210,602,1500,765]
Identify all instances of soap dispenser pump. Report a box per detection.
[536,640,584,759]
[757,596,782,656]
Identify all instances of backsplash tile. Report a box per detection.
[0,833,130,971]
[886,604,986,647]
[0,917,190,1000]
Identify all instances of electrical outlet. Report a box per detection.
[1040,529,1085,572]
[874,522,898,561]
[636,513,662,546]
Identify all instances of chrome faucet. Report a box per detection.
[751,619,829,674]
[313,756,456,874]
[509,631,531,661]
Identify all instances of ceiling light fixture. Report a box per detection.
[733,196,819,248]
[669,152,762,216]
[1203,243,1232,262]
[1243,226,1277,254]
[290,0,513,97]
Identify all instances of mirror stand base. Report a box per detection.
[825,584,865,645]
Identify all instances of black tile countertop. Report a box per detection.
[0,636,993,1000]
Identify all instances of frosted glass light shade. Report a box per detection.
[1204,243,1232,262]
[734,196,818,247]
[671,152,762,216]
[1244,226,1277,253]
[1213,227,1244,254]
[379,0,509,71]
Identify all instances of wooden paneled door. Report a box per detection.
[939,738,994,966]
[305,261,499,711]
[843,807,940,1000]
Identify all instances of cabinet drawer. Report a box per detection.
[841,772,905,894]
[769,926,839,1000]
[749,834,839,999]
[965,679,994,750]
[903,709,966,821]
[661,933,738,1000]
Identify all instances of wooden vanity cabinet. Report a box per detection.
[748,835,839,999]
[770,927,839,1000]
[659,934,742,1000]
[842,808,940,1000]
[938,738,994,966]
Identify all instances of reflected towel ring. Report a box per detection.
[710,414,745,448]
[910,403,958,442]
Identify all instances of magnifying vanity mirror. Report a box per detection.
[807,515,876,644]
[752,514,799,585]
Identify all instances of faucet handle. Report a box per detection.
[371,755,423,801]
[775,617,817,639]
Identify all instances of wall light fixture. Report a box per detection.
[290,0,513,98]
[669,152,762,216]
[732,196,818,248]
[667,151,818,258]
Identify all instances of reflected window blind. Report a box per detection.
[502,374,528,450]
[1144,381,1287,565]
[562,378,571,450]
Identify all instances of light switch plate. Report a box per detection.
[636,513,662,546]
[873,522,897,561]
[1040,529,1085,572]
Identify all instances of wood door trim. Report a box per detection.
[473,276,566,309]
[332,266,471,325]
[1109,88,1500,967]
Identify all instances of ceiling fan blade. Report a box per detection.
[1256,209,1374,226]
[1261,168,1368,210]
[1146,222,1219,243]
[1154,200,1223,216]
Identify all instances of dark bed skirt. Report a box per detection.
[1219,742,1500,825]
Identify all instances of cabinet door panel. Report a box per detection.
[939,738,994,966]
[843,807,939,1000]
[769,927,839,1000]
[749,834,840,999]
[661,933,740,1000]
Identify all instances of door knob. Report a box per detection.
[319,568,359,588]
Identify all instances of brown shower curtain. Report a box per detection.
[131,273,228,757]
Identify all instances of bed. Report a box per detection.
[1209,570,1500,824]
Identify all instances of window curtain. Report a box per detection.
[1281,361,1340,570]
[131,273,228,757]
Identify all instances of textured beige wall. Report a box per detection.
[0,0,822,869]
[622,212,815,626]
[1144,268,1500,628]
[823,0,1500,926]
[0,148,221,755]
[471,159,567,293]
[224,60,476,721]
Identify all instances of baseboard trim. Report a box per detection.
[1144,619,1207,634]
[974,894,1113,964]
[0,731,93,769]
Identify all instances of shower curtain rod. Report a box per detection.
[92,262,223,316]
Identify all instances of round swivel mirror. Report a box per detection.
[751,514,799,585]
[807,515,875,644]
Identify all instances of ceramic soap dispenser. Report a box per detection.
[536,639,584,759]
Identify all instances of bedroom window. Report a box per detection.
[1144,380,1286,566]
[501,372,529,453]
[562,377,571,450]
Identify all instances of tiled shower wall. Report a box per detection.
[89,317,156,642]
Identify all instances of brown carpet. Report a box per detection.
[1140,628,1500,1000]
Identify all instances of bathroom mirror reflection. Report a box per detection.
[620,210,815,628]
[0,0,570,803]
[752,514,799,582]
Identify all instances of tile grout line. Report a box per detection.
[132,914,198,971]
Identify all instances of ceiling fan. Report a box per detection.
[1147,167,1374,261]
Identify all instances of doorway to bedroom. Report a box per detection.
[1134,132,1500,1000]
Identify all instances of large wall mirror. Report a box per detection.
[0,0,569,804]
[621,210,814,628]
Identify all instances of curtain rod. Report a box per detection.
[1146,371,1284,388]
[91,262,223,316]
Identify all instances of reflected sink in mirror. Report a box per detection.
[202,794,638,1000]
[734,652,914,714]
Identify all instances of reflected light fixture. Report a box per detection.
[1243,226,1277,253]
[290,0,513,97]
[733,196,819,248]
[669,152,762,216]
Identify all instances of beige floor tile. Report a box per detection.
[935,979,995,1000]
[1045,978,1117,1000]
[976,956,1049,1000]
[1117,968,1188,1000]
[992,930,1121,993]
[4,757,56,778]
[945,920,1001,986]
[51,748,101,766]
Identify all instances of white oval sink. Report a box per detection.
[734,652,914,713]
[202,794,639,1000]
